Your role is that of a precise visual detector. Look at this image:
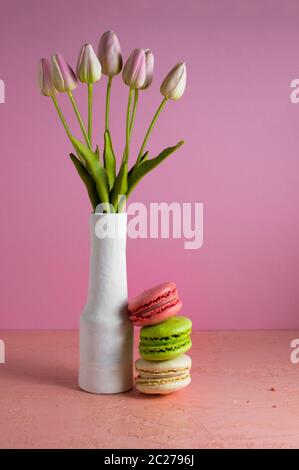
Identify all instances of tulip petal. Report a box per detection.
[52,53,78,93]
[122,49,146,89]
[160,63,186,100]
[77,44,101,83]
[98,30,123,77]
[141,49,154,90]
[38,58,56,96]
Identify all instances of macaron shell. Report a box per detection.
[136,375,191,395]
[131,299,182,326]
[129,282,178,313]
[140,316,192,340]
[136,354,192,370]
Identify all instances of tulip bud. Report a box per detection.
[38,58,56,96]
[160,62,186,101]
[141,49,154,90]
[76,43,102,84]
[51,53,78,93]
[122,49,146,89]
[98,30,123,77]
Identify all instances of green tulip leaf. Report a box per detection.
[69,154,100,211]
[103,130,116,190]
[110,161,128,212]
[127,141,184,197]
[139,152,149,164]
[71,137,109,204]
[128,151,149,179]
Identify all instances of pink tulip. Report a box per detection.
[122,49,146,89]
[38,58,56,96]
[98,31,123,77]
[160,62,187,101]
[51,53,78,93]
[141,49,154,90]
[76,43,102,84]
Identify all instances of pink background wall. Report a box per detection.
[0,0,299,329]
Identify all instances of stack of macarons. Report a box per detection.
[128,282,192,395]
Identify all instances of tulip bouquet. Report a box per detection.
[38,31,186,213]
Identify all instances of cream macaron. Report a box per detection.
[135,354,192,394]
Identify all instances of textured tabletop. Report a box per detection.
[0,330,298,449]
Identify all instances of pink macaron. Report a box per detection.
[128,282,182,326]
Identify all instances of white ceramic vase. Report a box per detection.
[79,213,133,394]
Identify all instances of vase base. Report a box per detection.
[78,383,133,395]
[79,360,133,394]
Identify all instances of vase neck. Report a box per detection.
[85,214,128,310]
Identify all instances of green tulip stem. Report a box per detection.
[124,88,134,164]
[129,89,139,136]
[137,97,168,164]
[87,83,93,145]
[68,91,92,150]
[51,95,72,141]
[105,77,112,131]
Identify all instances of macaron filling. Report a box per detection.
[136,372,190,386]
[136,366,190,376]
[139,329,191,345]
[140,338,191,354]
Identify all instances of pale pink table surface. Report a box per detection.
[0,330,298,449]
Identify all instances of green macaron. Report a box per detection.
[139,316,192,361]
